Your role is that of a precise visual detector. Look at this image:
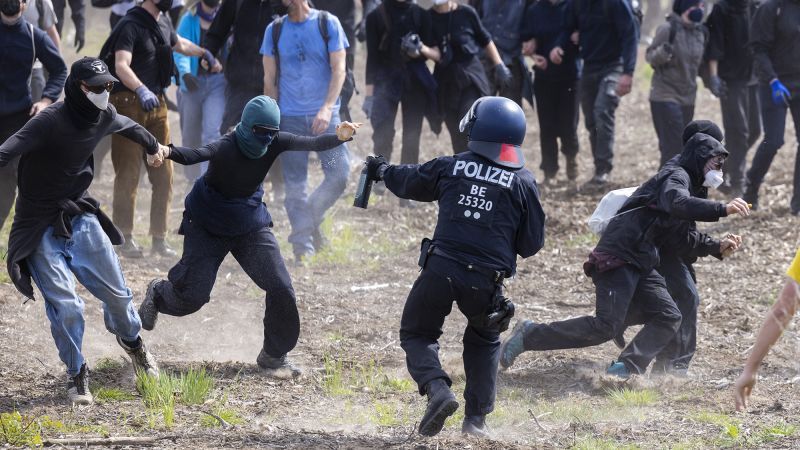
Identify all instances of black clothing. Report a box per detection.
[580,64,622,175]
[651,100,695,167]
[521,0,580,82]
[595,134,729,272]
[0,112,27,230]
[364,0,436,85]
[749,0,800,86]
[153,215,299,358]
[523,265,681,374]
[0,102,158,298]
[385,150,544,418]
[705,0,754,83]
[561,0,638,75]
[534,77,580,177]
[168,132,342,199]
[204,0,273,91]
[64,77,102,129]
[430,4,491,153]
[51,0,85,38]
[383,152,545,276]
[313,0,356,47]
[720,81,761,194]
[104,7,179,95]
[469,0,527,65]
[371,76,428,164]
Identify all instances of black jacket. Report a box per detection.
[595,134,729,272]
[559,0,638,74]
[705,0,754,82]
[749,0,800,85]
[204,0,274,91]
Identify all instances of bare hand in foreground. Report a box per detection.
[147,144,171,167]
[734,369,757,411]
[720,233,743,258]
[726,198,751,217]
[336,121,362,141]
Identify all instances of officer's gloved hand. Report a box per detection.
[135,85,160,112]
[362,95,374,119]
[770,79,792,107]
[708,75,727,99]
[365,155,388,181]
[401,33,422,58]
[494,63,513,88]
[182,73,201,93]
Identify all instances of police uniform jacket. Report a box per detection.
[382,151,545,275]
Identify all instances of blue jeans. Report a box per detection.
[279,113,350,255]
[177,73,226,181]
[27,214,141,376]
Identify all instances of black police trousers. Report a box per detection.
[371,75,428,165]
[400,254,502,416]
[534,76,580,177]
[720,81,761,194]
[0,111,28,230]
[152,218,300,358]
[521,265,682,374]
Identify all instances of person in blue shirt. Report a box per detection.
[174,0,226,182]
[261,0,351,265]
[521,0,581,184]
[0,0,66,231]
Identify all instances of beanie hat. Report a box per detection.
[682,120,723,145]
[674,0,701,14]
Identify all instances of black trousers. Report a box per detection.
[371,76,427,165]
[400,255,502,416]
[720,80,762,194]
[522,265,681,374]
[152,217,300,358]
[443,84,483,154]
[485,57,525,106]
[0,111,29,230]
[650,100,695,167]
[534,77,580,177]
[580,64,622,176]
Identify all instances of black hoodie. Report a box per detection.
[705,0,754,82]
[594,134,729,272]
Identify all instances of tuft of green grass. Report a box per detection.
[38,416,109,436]
[572,437,641,450]
[753,422,797,444]
[322,354,353,396]
[693,412,742,444]
[308,221,358,266]
[606,388,658,407]
[566,232,598,249]
[370,401,401,427]
[135,371,178,428]
[0,411,42,446]
[200,407,244,428]
[91,386,136,403]
[179,368,214,405]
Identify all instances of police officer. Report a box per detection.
[362,96,545,437]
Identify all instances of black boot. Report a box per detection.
[418,378,458,437]
[462,414,491,439]
[138,279,161,331]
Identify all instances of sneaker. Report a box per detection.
[138,279,161,331]
[117,336,159,378]
[606,360,631,379]
[152,238,177,258]
[566,156,578,181]
[499,319,532,369]
[256,349,303,379]
[118,236,144,259]
[462,415,491,439]
[67,363,93,405]
[418,378,459,437]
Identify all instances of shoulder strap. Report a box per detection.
[318,10,330,43]
[668,18,677,44]
[36,0,45,29]
[29,23,36,68]
[272,16,284,86]
[378,3,391,36]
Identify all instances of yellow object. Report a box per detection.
[788,247,800,284]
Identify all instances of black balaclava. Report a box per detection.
[682,119,723,145]
[65,74,102,129]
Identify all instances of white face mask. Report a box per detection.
[86,90,110,110]
[433,0,448,5]
[703,169,724,189]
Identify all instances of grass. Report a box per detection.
[566,232,599,249]
[0,411,42,447]
[321,353,416,397]
[572,437,641,450]
[606,388,658,407]
[92,386,136,403]
[179,368,215,405]
[135,368,216,428]
[305,215,405,269]
[751,422,797,445]
[93,357,124,373]
[692,412,742,445]
[200,407,244,428]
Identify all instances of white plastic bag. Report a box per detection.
[587,186,639,235]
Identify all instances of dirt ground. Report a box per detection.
[2,8,800,449]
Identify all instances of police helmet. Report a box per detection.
[459,96,526,170]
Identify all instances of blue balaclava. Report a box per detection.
[235,95,281,159]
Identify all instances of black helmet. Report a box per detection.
[459,96,526,169]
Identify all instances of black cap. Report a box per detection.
[70,57,118,86]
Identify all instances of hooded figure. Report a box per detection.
[235,95,281,159]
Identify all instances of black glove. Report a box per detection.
[708,75,728,99]
[400,33,422,58]
[362,95,374,118]
[661,42,673,57]
[366,155,388,181]
[182,73,201,92]
[74,33,85,53]
[493,63,513,89]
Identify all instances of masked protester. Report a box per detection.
[705,0,761,198]
[0,0,66,231]
[0,57,164,406]
[98,0,221,258]
[359,96,545,438]
[646,0,708,168]
[137,96,360,379]
[175,0,225,183]
[744,0,800,216]
[429,0,509,154]
[501,123,752,378]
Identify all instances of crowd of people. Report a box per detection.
[1,0,799,441]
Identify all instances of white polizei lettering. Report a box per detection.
[454,159,515,187]
[487,167,501,184]
[464,162,478,178]
[453,160,466,175]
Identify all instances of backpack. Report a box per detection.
[587,186,643,235]
[269,11,332,87]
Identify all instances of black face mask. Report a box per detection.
[0,0,22,16]
[155,0,173,12]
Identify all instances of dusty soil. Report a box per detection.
[2,12,800,449]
